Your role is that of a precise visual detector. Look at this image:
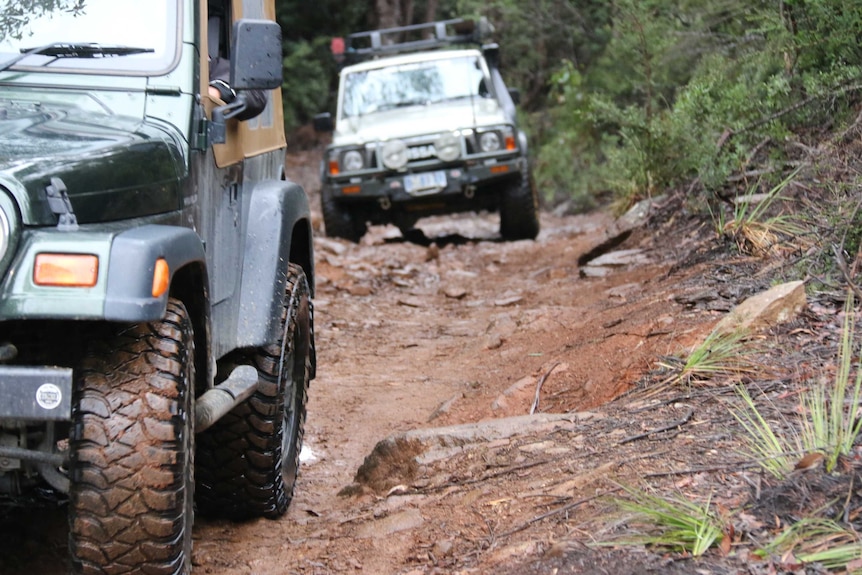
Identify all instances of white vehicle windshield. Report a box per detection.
[0,0,178,74]
[341,55,489,118]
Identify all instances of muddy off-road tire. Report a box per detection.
[196,263,311,519]
[321,190,366,242]
[69,298,195,575]
[499,171,540,241]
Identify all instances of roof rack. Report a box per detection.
[332,18,495,64]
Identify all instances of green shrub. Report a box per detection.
[531,0,862,209]
[280,38,336,132]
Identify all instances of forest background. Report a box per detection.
[279,0,862,222]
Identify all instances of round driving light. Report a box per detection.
[342,150,364,172]
[479,131,501,152]
[381,139,408,170]
[434,133,461,162]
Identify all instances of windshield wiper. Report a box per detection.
[0,42,154,72]
[21,43,154,58]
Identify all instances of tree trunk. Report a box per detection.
[401,0,414,27]
[423,0,438,23]
[375,0,400,29]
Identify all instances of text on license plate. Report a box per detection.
[404,171,447,195]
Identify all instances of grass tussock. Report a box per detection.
[604,484,725,557]
[732,290,862,478]
[719,170,808,257]
[760,518,862,572]
[655,328,757,389]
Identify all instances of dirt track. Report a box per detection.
[0,152,722,574]
[187,180,724,574]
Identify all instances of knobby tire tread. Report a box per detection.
[321,191,365,242]
[500,172,540,241]
[196,263,311,520]
[69,298,195,575]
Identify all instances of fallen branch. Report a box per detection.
[718,82,862,149]
[628,395,693,414]
[618,408,694,444]
[832,244,862,302]
[643,460,761,478]
[497,487,622,539]
[530,362,562,414]
[420,459,552,493]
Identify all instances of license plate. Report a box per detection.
[404,170,446,195]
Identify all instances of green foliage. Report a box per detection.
[717,170,807,256]
[606,484,724,557]
[783,0,862,73]
[275,0,377,127]
[455,0,612,110]
[656,327,756,388]
[534,0,862,208]
[456,0,614,209]
[730,384,795,478]
[763,518,862,571]
[275,0,373,40]
[670,52,792,191]
[280,38,337,131]
[530,62,600,209]
[732,291,862,479]
[799,291,862,473]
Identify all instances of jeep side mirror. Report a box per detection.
[508,88,521,106]
[230,19,283,90]
[314,113,334,133]
[482,43,500,68]
[210,19,283,144]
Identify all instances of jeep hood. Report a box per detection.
[334,98,508,146]
[0,100,184,226]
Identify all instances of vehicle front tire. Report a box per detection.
[321,189,366,242]
[196,263,312,519]
[499,171,540,241]
[69,298,195,575]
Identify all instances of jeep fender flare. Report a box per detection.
[236,178,314,348]
[104,225,207,321]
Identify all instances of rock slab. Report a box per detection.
[714,280,807,335]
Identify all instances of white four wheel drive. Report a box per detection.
[314,18,540,243]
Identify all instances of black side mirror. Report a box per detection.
[508,88,521,106]
[210,19,283,143]
[313,112,334,133]
[230,19,283,90]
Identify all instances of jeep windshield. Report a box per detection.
[0,0,178,74]
[341,54,489,119]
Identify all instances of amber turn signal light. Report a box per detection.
[152,258,170,297]
[33,253,99,287]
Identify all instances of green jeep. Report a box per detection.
[314,19,540,243]
[0,1,315,573]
